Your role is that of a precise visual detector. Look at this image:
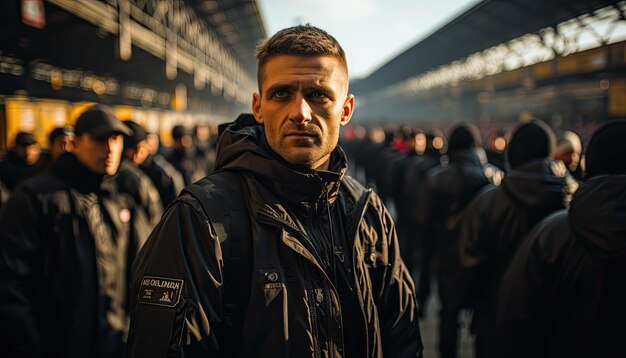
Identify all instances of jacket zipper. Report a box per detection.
[257,209,339,357]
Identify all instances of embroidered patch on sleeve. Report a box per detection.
[138,276,184,308]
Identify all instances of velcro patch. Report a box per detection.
[138,276,184,308]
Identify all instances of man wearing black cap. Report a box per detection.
[115,120,163,229]
[456,119,579,358]
[0,104,144,357]
[496,119,626,358]
[416,122,502,358]
[0,131,47,206]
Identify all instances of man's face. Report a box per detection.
[51,134,74,162]
[132,139,151,166]
[16,143,41,165]
[74,133,123,175]
[252,55,354,170]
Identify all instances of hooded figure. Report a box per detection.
[416,123,502,358]
[496,120,626,358]
[457,119,578,358]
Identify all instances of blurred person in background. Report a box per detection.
[404,129,445,315]
[416,123,502,358]
[457,119,578,358]
[167,124,210,185]
[140,132,185,208]
[554,130,583,180]
[0,104,145,357]
[115,120,163,229]
[47,126,75,163]
[0,132,47,207]
[496,120,626,358]
[194,122,217,174]
[485,128,509,171]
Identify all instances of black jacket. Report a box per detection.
[140,154,185,208]
[417,149,500,270]
[115,159,163,228]
[127,115,423,357]
[496,175,626,357]
[457,158,578,348]
[0,150,48,202]
[0,153,146,358]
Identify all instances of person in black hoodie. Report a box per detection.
[416,123,502,358]
[457,119,579,358]
[0,104,145,357]
[127,25,422,358]
[496,119,626,358]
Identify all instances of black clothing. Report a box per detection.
[416,148,498,358]
[128,115,423,357]
[114,159,163,228]
[167,146,211,185]
[0,153,145,357]
[496,175,626,357]
[0,150,47,202]
[139,154,185,208]
[458,158,578,358]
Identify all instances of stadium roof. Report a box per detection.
[351,0,624,96]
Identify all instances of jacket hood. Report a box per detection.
[502,158,577,209]
[214,114,347,207]
[569,175,626,260]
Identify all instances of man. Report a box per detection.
[47,126,75,162]
[457,119,578,358]
[416,123,501,358]
[167,125,210,185]
[496,120,626,358]
[128,25,423,357]
[115,120,163,228]
[140,131,185,208]
[0,131,47,205]
[0,104,144,357]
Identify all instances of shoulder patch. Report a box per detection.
[137,276,184,308]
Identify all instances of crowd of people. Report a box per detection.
[342,116,625,357]
[0,23,625,358]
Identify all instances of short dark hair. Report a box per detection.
[255,24,348,90]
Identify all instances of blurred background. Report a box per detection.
[2,1,626,357]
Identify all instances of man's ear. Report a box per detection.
[340,94,355,127]
[252,93,264,124]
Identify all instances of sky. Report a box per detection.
[257,0,480,80]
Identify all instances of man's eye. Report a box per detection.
[311,91,328,99]
[273,90,289,98]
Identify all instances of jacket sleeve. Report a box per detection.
[0,187,45,356]
[456,187,494,306]
[369,193,423,358]
[127,196,224,357]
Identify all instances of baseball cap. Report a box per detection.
[74,104,133,139]
[122,120,148,149]
[15,132,37,146]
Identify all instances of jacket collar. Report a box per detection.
[215,114,347,209]
[53,152,107,194]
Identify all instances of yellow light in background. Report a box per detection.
[92,80,106,96]
[51,69,63,90]
[415,133,427,154]
[494,136,507,152]
[433,136,444,150]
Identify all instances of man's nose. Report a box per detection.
[289,94,312,124]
